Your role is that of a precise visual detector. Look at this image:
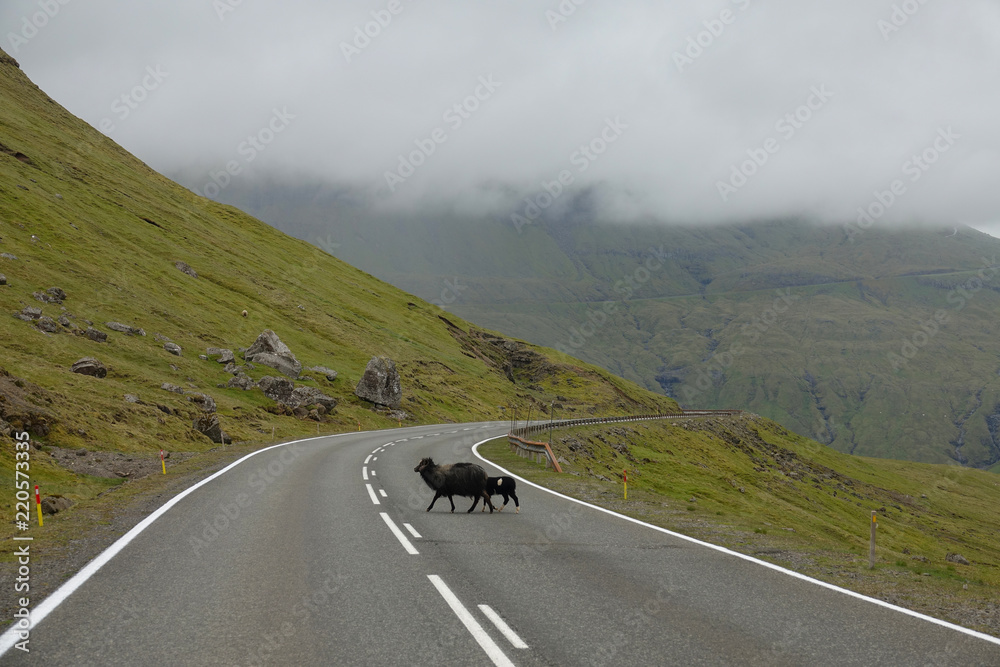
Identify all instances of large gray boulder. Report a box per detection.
[71,357,107,378]
[84,327,107,343]
[354,356,402,408]
[257,375,295,405]
[244,330,300,378]
[290,386,338,411]
[193,414,226,443]
[164,342,182,356]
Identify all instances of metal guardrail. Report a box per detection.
[506,409,742,472]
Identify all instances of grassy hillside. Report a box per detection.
[481,415,1000,635]
[0,49,677,531]
[209,179,1000,469]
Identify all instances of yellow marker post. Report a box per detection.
[34,485,43,527]
[623,469,627,501]
[869,511,877,569]
[356,419,361,432]
[160,449,166,475]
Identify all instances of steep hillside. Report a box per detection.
[205,179,1000,469]
[0,49,677,519]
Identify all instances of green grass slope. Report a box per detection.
[482,415,1000,635]
[0,49,677,528]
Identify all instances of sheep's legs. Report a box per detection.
[427,491,444,512]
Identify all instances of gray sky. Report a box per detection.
[3,0,1000,230]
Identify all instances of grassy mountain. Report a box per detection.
[0,48,678,527]
[203,180,1000,469]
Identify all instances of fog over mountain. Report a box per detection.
[3,0,999,229]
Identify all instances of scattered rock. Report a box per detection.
[193,414,227,443]
[289,386,338,411]
[58,314,73,328]
[40,495,74,515]
[912,555,930,563]
[160,382,184,394]
[0,274,6,285]
[84,327,107,343]
[187,392,216,413]
[106,321,145,336]
[226,375,256,390]
[223,362,245,375]
[156,404,172,415]
[0,253,17,260]
[34,287,66,304]
[387,409,408,421]
[258,375,295,404]
[207,347,235,363]
[124,394,140,403]
[36,316,60,333]
[164,342,182,356]
[15,306,41,321]
[71,357,107,378]
[244,330,301,378]
[946,553,970,566]
[175,261,198,278]
[154,333,172,343]
[355,356,402,408]
[309,365,338,381]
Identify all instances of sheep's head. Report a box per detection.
[414,457,434,473]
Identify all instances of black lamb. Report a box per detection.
[414,457,495,513]
[483,476,520,513]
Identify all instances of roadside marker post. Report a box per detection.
[160,449,166,475]
[623,469,627,501]
[34,485,43,527]
[869,511,877,569]
[356,419,361,432]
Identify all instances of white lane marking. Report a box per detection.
[371,470,377,476]
[364,454,372,464]
[362,467,368,481]
[427,575,515,667]
[379,489,388,498]
[463,428,473,431]
[372,448,382,454]
[479,605,528,649]
[366,484,380,505]
[403,523,422,539]
[373,456,378,462]
[470,438,1000,648]
[431,433,440,437]
[384,442,393,447]
[412,435,423,439]
[381,513,419,555]
[446,430,457,433]
[398,438,408,442]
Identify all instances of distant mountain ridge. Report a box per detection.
[194,177,1000,469]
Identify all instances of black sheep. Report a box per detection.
[414,457,495,513]
[483,476,520,513]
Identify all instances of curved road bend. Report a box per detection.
[2,421,999,665]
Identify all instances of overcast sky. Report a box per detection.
[3,0,1000,231]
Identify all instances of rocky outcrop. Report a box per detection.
[355,356,402,408]
[309,365,338,381]
[164,342,182,356]
[290,386,338,411]
[193,414,226,443]
[227,375,256,390]
[160,382,184,394]
[58,314,73,328]
[36,316,60,333]
[258,375,295,404]
[40,495,74,515]
[71,357,107,378]
[14,306,41,322]
[106,321,146,336]
[207,347,235,364]
[187,392,216,413]
[175,261,198,278]
[33,287,66,304]
[84,327,107,343]
[244,330,301,378]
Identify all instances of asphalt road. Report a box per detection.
[3,421,1000,665]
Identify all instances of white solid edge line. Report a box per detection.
[478,604,529,649]
[366,483,381,505]
[427,575,514,667]
[380,513,419,555]
[362,466,368,481]
[471,437,1000,647]
[0,430,368,657]
[403,523,422,539]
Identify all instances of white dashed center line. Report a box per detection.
[379,489,387,498]
[362,467,368,481]
[427,576,514,667]
[403,523,421,539]
[366,484,380,505]
[381,513,419,555]
[478,605,528,649]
